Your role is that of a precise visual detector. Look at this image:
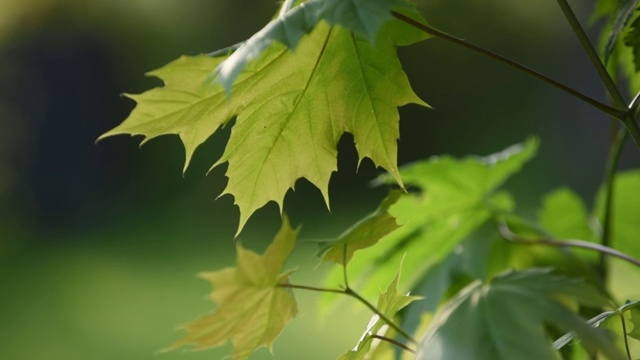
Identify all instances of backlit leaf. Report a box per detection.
[99,4,428,234]
[165,216,299,359]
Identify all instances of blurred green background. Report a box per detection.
[1,0,638,359]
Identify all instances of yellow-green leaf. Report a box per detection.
[165,216,299,359]
[100,10,428,234]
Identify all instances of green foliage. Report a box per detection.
[553,299,640,350]
[322,138,537,300]
[165,216,298,359]
[101,0,640,359]
[417,269,622,360]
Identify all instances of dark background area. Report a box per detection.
[1,1,638,359]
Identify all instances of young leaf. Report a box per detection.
[100,8,428,234]
[322,138,538,301]
[339,263,422,360]
[416,269,623,360]
[319,190,401,266]
[164,216,299,359]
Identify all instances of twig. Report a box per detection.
[555,0,626,108]
[599,129,628,276]
[497,221,640,268]
[390,10,625,118]
[619,313,632,360]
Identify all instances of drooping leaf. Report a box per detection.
[339,262,422,360]
[416,269,623,360]
[165,216,299,359]
[99,5,429,234]
[539,187,595,241]
[322,138,538,301]
[319,190,401,266]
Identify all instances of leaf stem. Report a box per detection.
[370,334,416,354]
[599,129,628,276]
[279,283,418,345]
[619,313,632,360]
[390,10,625,118]
[554,0,640,149]
[497,221,640,268]
[554,0,626,108]
[629,91,640,112]
[279,283,346,294]
[343,287,418,345]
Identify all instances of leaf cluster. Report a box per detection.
[99,0,640,359]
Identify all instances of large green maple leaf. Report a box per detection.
[98,2,428,233]
[417,269,623,360]
[164,216,299,359]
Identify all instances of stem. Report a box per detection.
[554,0,640,149]
[390,11,625,118]
[279,283,418,345]
[370,334,416,354]
[554,0,626,108]
[280,283,345,294]
[344,287,418,345]
[207,41,244,57]
[629,91,640,112]
[497,221,640,268]
[620,314,632,360]
[599,129,628,277]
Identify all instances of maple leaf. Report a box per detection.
[99,3,429,234]
[339,262,422,360]
[417,269,623,360]
[164,216,299,359]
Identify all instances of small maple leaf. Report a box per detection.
[164,216,299,359]
[339,260,422,359]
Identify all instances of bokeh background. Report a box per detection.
[1,0,639,359]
